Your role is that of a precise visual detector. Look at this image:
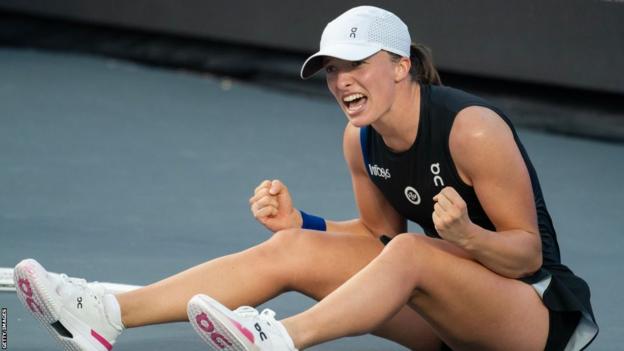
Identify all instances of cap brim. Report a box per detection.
[300,43,382,79]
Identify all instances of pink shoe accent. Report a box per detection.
[91,330,113,351]
[17,278,43,314]
[195,312,233,349]
[17,278,32,295]
[229,318,255,344]
[196,312,215,333]
[211,333,233,349]
[26,298,43,314]
[22,262,36,275]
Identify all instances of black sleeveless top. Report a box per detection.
[360,84,561,267]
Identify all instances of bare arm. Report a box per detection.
[329,123,407,238]
[249,123,405,238]
[440,106,542,278]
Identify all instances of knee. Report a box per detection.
[380,234,440,293]
[256,228,306,259]
[382,234,435,265]
[244,229,306,285]
[267,228,305,248]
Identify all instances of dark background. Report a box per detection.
[1,0,624,94]
[1,0,623,142]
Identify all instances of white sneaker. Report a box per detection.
[187,294,298,351]
[13,259,123,351]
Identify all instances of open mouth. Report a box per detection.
[342,93,368,114]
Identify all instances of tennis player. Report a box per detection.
[185,5,599,351]
[14,5,598,351]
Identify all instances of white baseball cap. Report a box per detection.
[300,6,411,79]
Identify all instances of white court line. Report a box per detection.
[0,267,141,294]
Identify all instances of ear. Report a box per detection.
[394,56,411,82]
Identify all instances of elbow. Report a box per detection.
[531,250,543,272]
[498,243,543,279]
[516,232,543,278]
[514,251,543,279]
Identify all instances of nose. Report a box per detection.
[335,69,353,89]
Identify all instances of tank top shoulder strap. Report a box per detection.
[359,125,372,176]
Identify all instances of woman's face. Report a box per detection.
[324,51,400,127]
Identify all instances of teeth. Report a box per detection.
[343,93,364,102]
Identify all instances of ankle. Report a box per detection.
[281,317,313,350]
[103,294,125,331]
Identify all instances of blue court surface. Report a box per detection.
[1,49,622,350]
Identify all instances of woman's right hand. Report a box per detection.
[249,180,302,233]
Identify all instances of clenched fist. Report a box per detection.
[249,179,302,233]
[432,187,477,247]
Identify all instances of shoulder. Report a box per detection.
[343,122,362,152]
[343,123,367,174]
[449,106,519,184]
[451,106,513,145]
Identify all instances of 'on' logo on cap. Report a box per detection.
[350,27,358,38]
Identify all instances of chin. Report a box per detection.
[348,115,371,128]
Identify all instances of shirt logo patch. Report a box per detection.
[404,186,421,205]
[368,164,391,179]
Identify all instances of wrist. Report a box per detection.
[459,222,483,252]
[299,210,327,231]
[293,209,303,228]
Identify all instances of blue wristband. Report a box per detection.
[300,210,327,231]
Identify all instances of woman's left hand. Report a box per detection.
[432,187,477,248]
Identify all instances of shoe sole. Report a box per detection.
[13,259,112,351]
[187,294,259,351]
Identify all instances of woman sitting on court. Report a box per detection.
[15,5,597,351]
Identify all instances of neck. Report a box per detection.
[372,81,421,152]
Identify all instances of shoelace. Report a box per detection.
[59,274,88,288]
[56,273,104,296]
[234,306,278,323]
[232,306,293,347]
[260,309,277,320]
[56,274,87,295]
[234,306,260,318]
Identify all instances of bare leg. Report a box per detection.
[283,234,548,351]
[115,230,440,350]
[117,245,286,327]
